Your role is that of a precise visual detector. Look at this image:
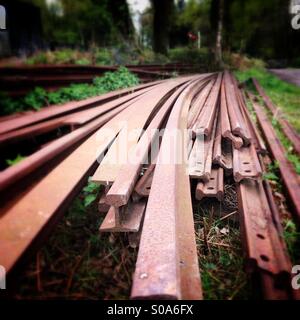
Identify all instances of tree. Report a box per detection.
[215,0,224,66]
[151,0,174,54]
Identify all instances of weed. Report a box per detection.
[82,179,102,207]
[282,219,300,263]
[6,154,26,166]
[235,68,300,132]
[0,67,139,116]
[24,87,47,110]
[236,68,300,175]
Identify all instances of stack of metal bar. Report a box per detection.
[0,71,299,300]
[188,71,265,202]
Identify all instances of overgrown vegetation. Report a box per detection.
[25,48,147,66]
[24,47,211,67]
[262,159,300,263]
[235,68,300,133]
[235,67,300,176]
[0,67,139,116]
[168,47,210,65]
[224,53,266,71]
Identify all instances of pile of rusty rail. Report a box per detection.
[0,71,299,300]
[0,63,203,97]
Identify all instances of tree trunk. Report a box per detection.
[152,0,174,55]
[215,0,224,67]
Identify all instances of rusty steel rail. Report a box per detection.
[195,167,224,201]
[0,81,162,135]
[100,200,146,233]
[212,115,233,174]
[192,73,222,137]
[237,179,291,275]
[248,92,300,222]
[131,79,203,300]
[224,71,251,145]
[252,78,300,155]
[0,71,297,300]
[0,63,205,97]
[105,78,201,209]
[220,76,243,149]
[233,144,262,182]
[0,91,152,192]
[0,83,163,273]
[91,77,197,185]
[189,118,217,181]
[0,86,154,147]
[232,78,267,155]
[0,65,171,96]
[187,78,215,129]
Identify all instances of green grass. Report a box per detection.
[6,154,26,166]
[235,68,300,133]
[235,68,300,175]
[0,67,139,116]
[283,219,300,263]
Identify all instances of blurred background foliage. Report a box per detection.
[0,0,299,66]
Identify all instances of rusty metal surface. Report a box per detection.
[224,71,251,145]
[0,65,170,96]
[98,185,110,213]
[0,71,297,300]
[99,200,146,232]
[220,76,243,149]
[187,77,215,130]
[92,78,196,184]
[233,144,262,182]
[105,78,200,207]
[212,113,233,174]
[0,117,68,147]
[249,93,300,221]
[131,79,203,300]
[189,117,216,181]
[0,93,146,192]
[0,91,160,272]
[195,167,224,201]
[0,90,151,147]
[238,90,267,155]
[237,179,291,277]
[134,164,155,197]
[0,81,161,135]
[192,73,222,138]
[252,77,300,155]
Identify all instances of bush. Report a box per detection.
[168,47,210,65]
[0,67,139,116]
[24,87,47,110]
[26,49,93,65]
[94,48,113,65]
[224,52,266,71]
[93,66,139,91]
[137,49,169,65]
